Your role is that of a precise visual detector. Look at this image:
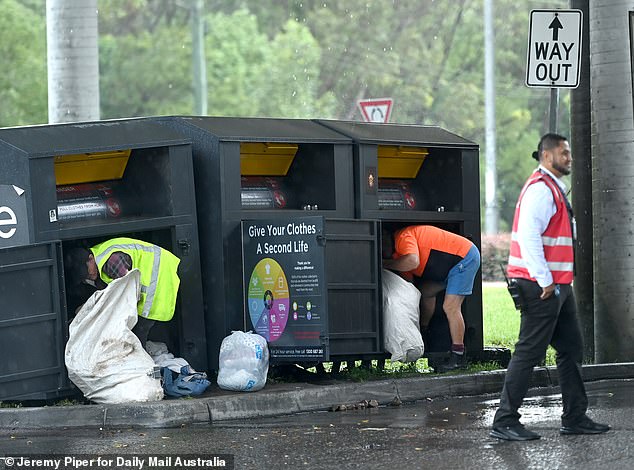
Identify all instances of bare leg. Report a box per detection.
[442,294,466,345]
[419,282,445,328]
[420,296,436,328]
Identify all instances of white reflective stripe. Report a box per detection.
[95,243,161,318]
[511,232,572,247]
[508,255,526,268]
[508,255,572,273]
[547,261,574,272]
[541,236,573,247]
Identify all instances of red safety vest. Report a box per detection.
[507,170,574,284]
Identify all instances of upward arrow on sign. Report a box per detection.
[548,16,563,40]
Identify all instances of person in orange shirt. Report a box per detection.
[382,225,480,372]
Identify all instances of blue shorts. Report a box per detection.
[445,245,480,296]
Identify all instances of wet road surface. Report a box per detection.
[1,379,631,469]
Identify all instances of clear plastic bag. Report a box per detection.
[216,331,269,392]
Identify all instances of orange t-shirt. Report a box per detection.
[393,225,473,278]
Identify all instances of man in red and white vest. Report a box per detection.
[490,133,610,441]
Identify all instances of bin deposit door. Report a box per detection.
[0,242,70,400]
[242,216,329,362]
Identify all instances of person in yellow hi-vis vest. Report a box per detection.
[64,237,180,348]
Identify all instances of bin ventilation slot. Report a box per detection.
[54,149,132,185]
[377,145,428,179]
[240,142,298,176]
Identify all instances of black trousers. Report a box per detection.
[493,280,588,427]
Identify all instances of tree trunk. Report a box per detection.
[570,0,594,363]
[590,0,634,362]
[47,0,99,123]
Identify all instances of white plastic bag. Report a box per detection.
[217,331,269,392]
[382,269,425,363]
[64,269,164,403]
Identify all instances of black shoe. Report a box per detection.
[560,417,610,435]
[436,352,467,373]
[490,424,541,441]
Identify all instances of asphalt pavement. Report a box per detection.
[1,363,632,430]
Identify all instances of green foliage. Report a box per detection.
[100,26,193,118]
[0,0,47,126]
[481,233,511,282]
[204,9,269,116]
[260,19,336,118]
[0,401,21,408]
[483,284,556,366]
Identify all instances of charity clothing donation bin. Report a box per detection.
[0,118,207,400]
[315,120,484,363]
[157,116,385,370]
[241,215,382,365]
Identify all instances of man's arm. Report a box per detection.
[383,253,419,272]
[516,182,557,299]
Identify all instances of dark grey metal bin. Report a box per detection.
[0,119,207,400]
[157,117,386,370]
[315,120,484,360]
[0,242,68,400]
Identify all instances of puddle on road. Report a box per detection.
[222,380,628,431]
[222,393,565,431]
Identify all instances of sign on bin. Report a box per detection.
[242,216,328,361]
[0,184,29,248]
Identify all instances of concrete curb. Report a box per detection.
[1,363,633,430]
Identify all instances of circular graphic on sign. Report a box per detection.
[247,258,290,342]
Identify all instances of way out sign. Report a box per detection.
[526,9,582,88]
[358,98,393,123]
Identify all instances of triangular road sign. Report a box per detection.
[358,98,393,123]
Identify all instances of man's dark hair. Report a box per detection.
[64,247,91,286]
[532,133,568,161]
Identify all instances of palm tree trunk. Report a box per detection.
[47,0,99,123]
[591,0,634,362]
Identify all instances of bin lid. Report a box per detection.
[0,118,190,158]
[174,116,353,144]
[315,120,478,149]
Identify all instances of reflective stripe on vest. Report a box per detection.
[511,232,573,247]
[94,241,161,318]
[508,255,574,274]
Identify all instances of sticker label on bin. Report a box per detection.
[0,184,29,248]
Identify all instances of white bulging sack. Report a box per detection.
[382,269,425,363]
[64,269,164,403]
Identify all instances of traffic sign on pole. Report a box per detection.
[358,98,393,123]
[526,9,582,88]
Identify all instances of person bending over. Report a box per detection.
[382,225,480,373]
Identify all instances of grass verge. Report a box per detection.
[483,284,556,366]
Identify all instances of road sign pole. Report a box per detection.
[549,87,559,133]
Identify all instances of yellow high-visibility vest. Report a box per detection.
[91,237,180,321]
